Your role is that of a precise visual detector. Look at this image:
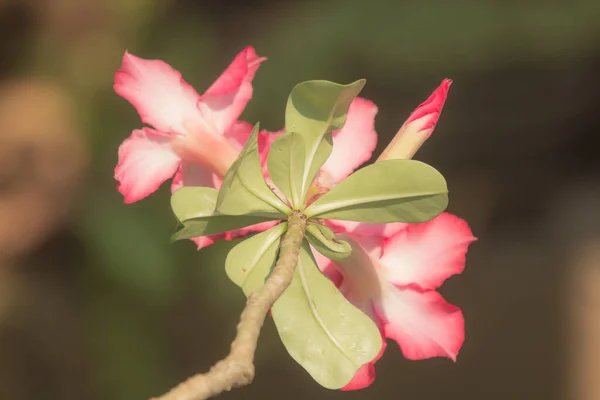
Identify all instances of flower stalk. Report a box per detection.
[152,211,307,400]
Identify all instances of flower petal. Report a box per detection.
[341,340,387,391]
[327,219,408,240]
[321,98,378,183]
[171,161,220,193]
[198,47,266,135]
[378,79,452,161]
[376,287,464,361]
[257,129,282,169]
[223,120,255,150]
[114,52,202,134]
[115,128,181,204]
[379,213,476,290]
[225,220,279,241]
[341,363,376,391]
[191,234,224,250]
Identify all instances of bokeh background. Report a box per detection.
[1,0,600,399]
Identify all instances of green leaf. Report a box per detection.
[171,186,220,222]
[305,222,352,260]
[217,123,290,216]
[305,159,448,223]
[271,243,382,389]
[285,80,364,197]
[170,187,277,241]
[225,223,287,293]
[267,132,306,208]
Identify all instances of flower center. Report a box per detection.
[171,120,241,178]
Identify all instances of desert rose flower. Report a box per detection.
[315,213,475,390]
[114,46,266,204]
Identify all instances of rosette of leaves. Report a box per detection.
[169,80,449,389]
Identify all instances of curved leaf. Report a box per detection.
[217,123,290,216]
[170,187,277,241]
[267,132,305,208]
[286,80,364,196]
[272,243,382,389]
[305,222,352,260]
[305,159,448,223]
[225,223,287,293]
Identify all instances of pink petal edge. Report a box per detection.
[376,287,464,361]
[198,46,267,135]
[404,79,452,139]
[320,97,379,183]
[114,52,202,134]
[379,212,476,290]
[115,128,181,204]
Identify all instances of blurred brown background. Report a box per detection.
[1,0,600,399]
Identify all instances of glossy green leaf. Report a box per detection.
[170,187,277,241]
[272,243,382,389]
[225,223,287,294]
[305,159,448,223]
[217,123,290,216]
[286,80,364,196]
[305,222,352,260]
[267,132,306,208]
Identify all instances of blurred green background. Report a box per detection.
[1,0,600,399]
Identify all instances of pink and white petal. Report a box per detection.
[191,233,225,250]
[225,220,279,241]
[379,213,476,290]
[171,161,220,193]
[376,287,464,361]
[223,120,255,150]
[341,340,387,391]
[198,47,267,135]
[327,219,408,239]
[257,129,282,168]
[115,128,181,204]
[114,52,202,134]
[377,79,452,161]
[341,363,376,391]
[320,98,379,183]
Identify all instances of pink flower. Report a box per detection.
[315,213,476,390]
[113,46,266,204]
[304,79,473,390]
[377,79,452,161]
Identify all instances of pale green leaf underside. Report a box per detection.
[217,123,290,217]
[285,80,365,196]
[171,215,275,242]
[305,159,449,223]
[286,79,366,134]
[171,186,220,222]
[170,186,278,241]
[271,243,382,389]
[225,223,287,293]
[305,223,352,260]
[267,132,306,209]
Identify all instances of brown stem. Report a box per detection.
[152,211,307,400]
